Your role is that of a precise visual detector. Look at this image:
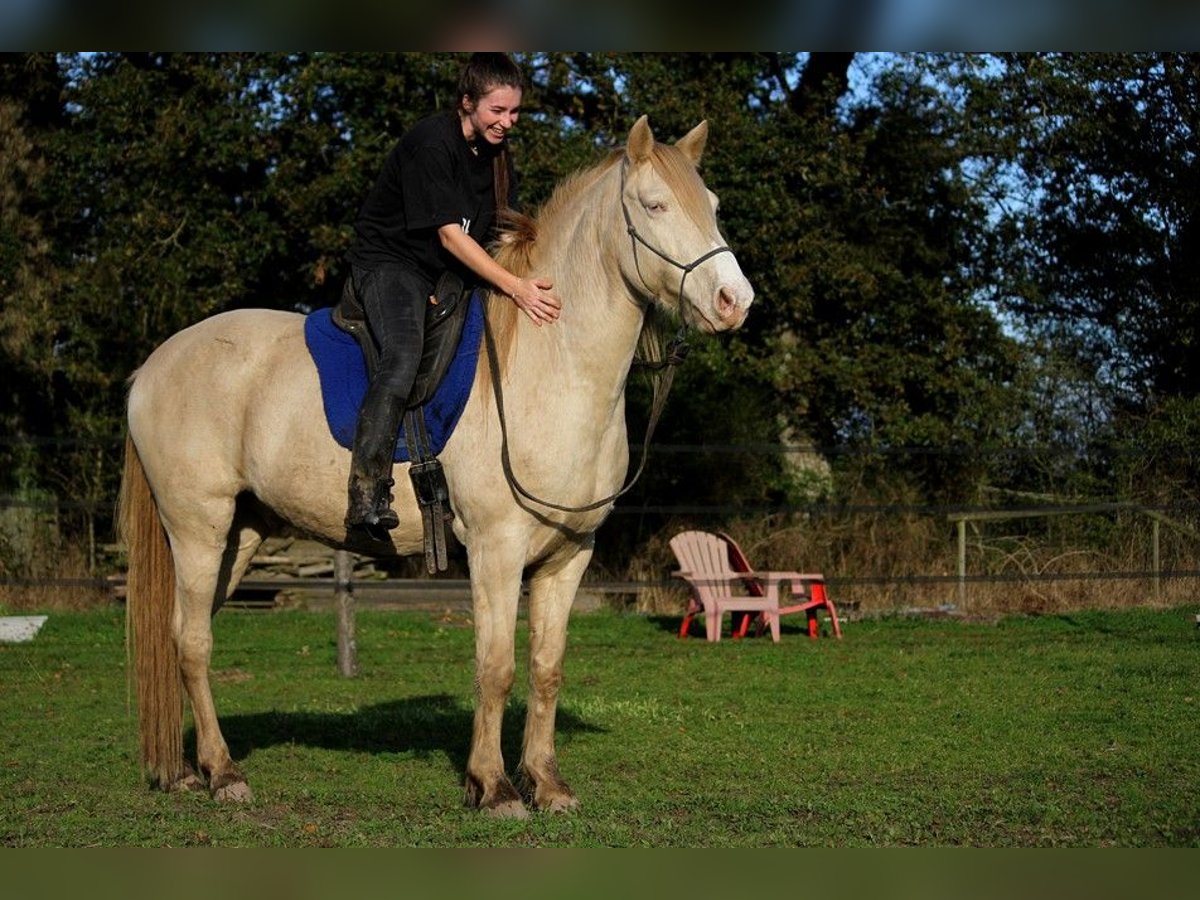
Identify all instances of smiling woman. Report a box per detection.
[460,83,520,150]
[340,52,564,536]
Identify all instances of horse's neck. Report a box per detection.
[517,171,646,399]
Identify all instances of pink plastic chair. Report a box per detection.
[670,530,842,642]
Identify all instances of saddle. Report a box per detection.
[332,269,471,573]
[332,268,471,410]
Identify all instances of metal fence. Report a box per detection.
[5,438,1200,607]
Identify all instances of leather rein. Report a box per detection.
[481,160,734,514]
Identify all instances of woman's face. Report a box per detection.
[462,85,523,146]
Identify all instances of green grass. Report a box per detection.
[1,605,1198,847]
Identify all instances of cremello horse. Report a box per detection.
[119,116,753,817]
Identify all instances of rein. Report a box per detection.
[482,311,687,514]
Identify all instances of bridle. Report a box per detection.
[481,157,733,514]
[619,158,736,316]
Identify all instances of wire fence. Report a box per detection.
[4,436,1200,612]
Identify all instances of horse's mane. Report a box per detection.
[482,151,623,374]
[491,143,710,281]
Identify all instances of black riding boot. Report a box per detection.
[346,386,405,540]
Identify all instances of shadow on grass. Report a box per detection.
[648,614,819,639]
[203,695,606,779]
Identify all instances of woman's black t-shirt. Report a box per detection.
[347,111,517,281]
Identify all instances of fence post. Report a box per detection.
[956,516,967,608]
[1152,517,1161,604]
[334,550,357,677]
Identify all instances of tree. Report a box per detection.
[958,55,1200,404]
[4,52,1115,574]
[609,54,1023,507]
[950,53,1200,503]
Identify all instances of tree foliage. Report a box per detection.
[3,52,1198,571]
[942,53,1200,500]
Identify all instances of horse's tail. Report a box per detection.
[118,431,184,789]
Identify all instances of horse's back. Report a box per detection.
[128,308,376,542]
[131,309,303,397]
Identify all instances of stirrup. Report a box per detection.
[367,477,400,532]
[368,505,400,531]
[347,505,399,542]
[403,409,453,573]
[346,477,399,538]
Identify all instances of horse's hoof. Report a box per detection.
[212,780,253,803]
[165,763,206,794]
[169,772,207,794]
[466,773,528,817]
[210,770,254,803]
[483,799,530,819]
[519,765,579,814]
[539,794,580,814]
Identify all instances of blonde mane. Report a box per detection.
[492,151,622,279]
[481,152,623,378]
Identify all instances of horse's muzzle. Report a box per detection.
[715,283,753,330]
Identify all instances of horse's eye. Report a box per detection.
[644,200,667,213]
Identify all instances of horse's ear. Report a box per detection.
[627,115,655,163]
[675,120,708,166]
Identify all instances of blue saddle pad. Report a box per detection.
[304,291,483,462]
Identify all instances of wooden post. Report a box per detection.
[1152,517,1161,604]
[334,550,358,677]
[956,517,967,608]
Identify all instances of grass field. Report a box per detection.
[1,603,1198,847]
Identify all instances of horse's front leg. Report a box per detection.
[519,541,592,813]
[464,538,527,818]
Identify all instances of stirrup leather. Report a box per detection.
[403,408,453,573]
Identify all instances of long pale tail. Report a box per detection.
[118,432,184,788]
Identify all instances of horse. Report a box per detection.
[118,116,754,818]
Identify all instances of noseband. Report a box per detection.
[620,159,735,309]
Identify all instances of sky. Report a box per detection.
[4,0,1200,49]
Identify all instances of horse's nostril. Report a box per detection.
[717,286,738,320]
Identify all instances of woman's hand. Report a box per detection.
[508,276,561,326]
[437,224,561,325]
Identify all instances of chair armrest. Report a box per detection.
[672,570,741,583]
[739,570,825,584]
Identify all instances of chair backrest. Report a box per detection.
[715,531,765,597]
[670,530,740,602]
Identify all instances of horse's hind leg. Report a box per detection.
[519,544,591,812]
[169,504,267,802]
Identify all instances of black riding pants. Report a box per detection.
[355,262,432,399]
[349,262,432,479]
